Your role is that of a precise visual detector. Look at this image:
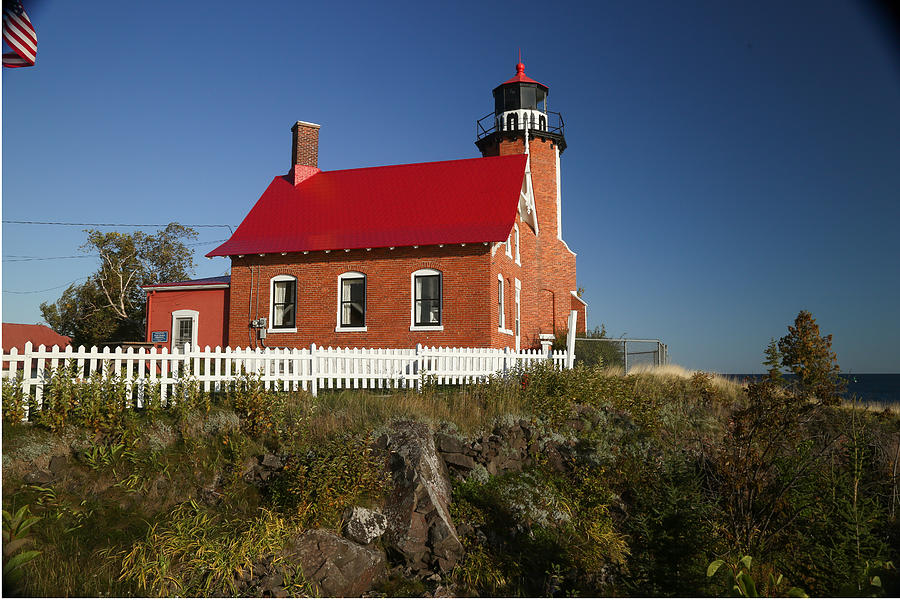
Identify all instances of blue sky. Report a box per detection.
[2,0,899,373]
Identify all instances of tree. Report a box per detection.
[777,310,845,404]
[762,338,784,384]
[40,224,198,347]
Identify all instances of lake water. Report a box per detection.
[723,373,900,406]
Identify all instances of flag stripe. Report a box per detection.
[2,2,37,68]
[3,30,35,63]
[2,52,30,67]
[4,22,36,55]
[7,13,37,46]
[6,12,35,46]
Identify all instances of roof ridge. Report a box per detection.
[311,153,525,177]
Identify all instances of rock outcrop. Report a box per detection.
[282,529,387,597]
[343,506,388,545]
[382,421,464,574]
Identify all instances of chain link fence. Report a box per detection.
[573,338,668,373]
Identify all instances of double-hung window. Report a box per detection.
[337,272,366,330]
[270,275,297,330]
[412,269,442,329]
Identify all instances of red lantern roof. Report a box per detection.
[206,154,527,257]
[501,62,547,89]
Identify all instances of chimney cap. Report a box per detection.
[292,120,321,129]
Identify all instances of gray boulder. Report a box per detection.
[383,421,464,573]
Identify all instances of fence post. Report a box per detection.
[415,343,422,391]
[310,343,318,397]
[623,340,628,374]
[566,310,577,369]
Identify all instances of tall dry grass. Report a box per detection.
[301,376,528,440]
[626,363,746,402]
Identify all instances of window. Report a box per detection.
[270,275,297,331]
[170,309,198,352]
[505,232,512,258]
[337,272,366,331]
[411,268,442,330]
[506,113,518,131]
[514,224,521,265]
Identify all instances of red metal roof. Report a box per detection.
[501,62,547,88]
[207,154,527,257]
[2,323,71,350]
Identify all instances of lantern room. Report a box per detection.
[475,61,566,154]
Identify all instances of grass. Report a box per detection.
[10,361,891,597]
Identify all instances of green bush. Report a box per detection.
[268,434,389,529]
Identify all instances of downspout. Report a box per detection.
[248,264,254,348]
[145,291,152,343]
[254,265,261,348]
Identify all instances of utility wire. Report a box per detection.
[2,239,229,262]
[3,278,89,294]
[3,220,235,234]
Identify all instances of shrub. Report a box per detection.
[268,434,389,529]
[2,372,27,424]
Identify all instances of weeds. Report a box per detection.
[2,505,42,595]
[117,500,293,597]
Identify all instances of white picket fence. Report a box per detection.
[1,342,570,407]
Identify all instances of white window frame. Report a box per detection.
[514,223,521,265]
[497,274,505,331]
[410,268,443,331]
[505,232,512,258]
[268,274,298,333]
[498,274,513,335]
[336,271,367,332]
[514,278,521,350]
[171,309,199,352]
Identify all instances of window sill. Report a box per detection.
[410,325,444,332]
[267,328,297,334]
[335,326,368,333]
[498,327,514,336]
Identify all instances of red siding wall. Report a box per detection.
[145,288,230,351]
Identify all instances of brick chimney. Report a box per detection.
[290,120,321,185]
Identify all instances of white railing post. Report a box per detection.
[566,310,577,369]
[415,343,423,390]
[310,343,318,397]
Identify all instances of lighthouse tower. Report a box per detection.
[477,61,583,342]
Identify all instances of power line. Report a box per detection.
[2,239,229,262]
[3,278,88,294]
[2,220,235,234]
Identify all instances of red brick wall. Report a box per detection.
[291,121,320,168]
[228,245,496,349]
[482,133,585,342]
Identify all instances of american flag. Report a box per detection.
[3,0,37,68]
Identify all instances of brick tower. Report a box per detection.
[476,61,583,340]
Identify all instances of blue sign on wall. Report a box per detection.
[151,331,168,343]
